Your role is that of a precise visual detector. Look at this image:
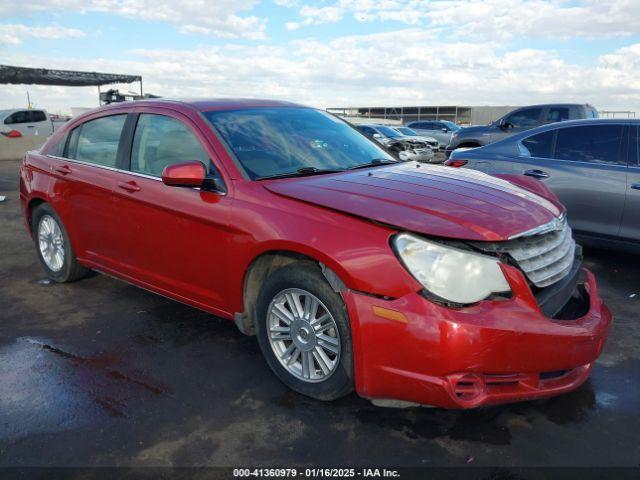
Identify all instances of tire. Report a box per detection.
[255,263,354,401]
[32,203,89,283]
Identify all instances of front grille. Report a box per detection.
[477,216,576,288]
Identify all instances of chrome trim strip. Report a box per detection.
[47,155,163,181]
[46,154,227,195]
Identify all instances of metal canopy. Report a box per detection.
[0,65,141,87]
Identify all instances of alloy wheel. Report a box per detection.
[266,288,341,383]
[38,214,65,272]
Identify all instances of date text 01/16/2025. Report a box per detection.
[233,468,400,478]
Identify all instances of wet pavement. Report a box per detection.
[0,159,639,468]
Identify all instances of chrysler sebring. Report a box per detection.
[20,99,611,408]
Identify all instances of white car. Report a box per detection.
[0,109,54,138]
[391,126,440,151]
[355,124,435,162]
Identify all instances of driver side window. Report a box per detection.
[131,114,210,177]
[505,108,542,128]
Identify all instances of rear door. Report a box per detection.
[29,110,53,136]
[48,113,129,266]
[514,123,627,237]
[620,124,640,241]
[112,109,233,312]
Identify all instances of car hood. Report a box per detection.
[403,135,438,144]
[264,163,563,242]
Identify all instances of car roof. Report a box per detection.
[509,103,594,108]
[524,118,640,131]
[472,118,640,153]
[93,98,305,114]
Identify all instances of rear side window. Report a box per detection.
[521,130,554,158]
[505,108,542,128]
[546,108,569,123]
[554,125,624,165]
[30,110,47,122]
[131,114,209,177]
[72,115,127,168]
[48,135,66,157]
[4,111,30,124]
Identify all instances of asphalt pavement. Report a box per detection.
[0,159,639,470]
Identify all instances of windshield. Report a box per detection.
[441,120,461,132]
[205,108,394,179]
[375,125,403,137]
[397,127,417,136]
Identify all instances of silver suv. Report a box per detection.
[405,120,461,150]
[445,103,598,157]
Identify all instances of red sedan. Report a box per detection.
[19,99,611,408]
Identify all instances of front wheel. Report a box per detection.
[255,263,354,400]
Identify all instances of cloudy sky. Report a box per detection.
[1,0,639,115]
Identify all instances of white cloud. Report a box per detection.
[294,5,344,27]
[0,0,266,40]
[0,23,85,46]
[278,0,640,40]
[2,31,639,115]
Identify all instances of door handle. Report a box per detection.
[27,125,35,128]
[54,165,72,175]
[523,169,549,179]
[117,181,141,193]
[631,184,640,190]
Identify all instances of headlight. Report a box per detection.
[393,233,511,305]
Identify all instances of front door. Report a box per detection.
[491,107,544,143]
[112,110,233,313]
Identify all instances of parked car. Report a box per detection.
[355,124,435,162]
[0,108,54,138]
[405,120,461,150]
[390,126,440,151]
[445,104,598,157]
[21,99,611,408]
[446,119,638,249]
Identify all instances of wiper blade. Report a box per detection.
[346,159,398,170]
[256,167,344,180]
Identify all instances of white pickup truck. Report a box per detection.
[0,108,54,138]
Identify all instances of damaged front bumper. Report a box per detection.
[344,267,611,409]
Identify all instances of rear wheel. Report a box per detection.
[255,263,354,400]
[32,203,89,283]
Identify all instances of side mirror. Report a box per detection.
[372,133,382,139]
[162,161,206,188]
[441,128,449,133]
[500,120,513,130]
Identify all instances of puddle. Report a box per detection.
[0,337,167,441]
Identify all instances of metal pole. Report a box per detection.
[97,85,101,106]
[140,78,143,97]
